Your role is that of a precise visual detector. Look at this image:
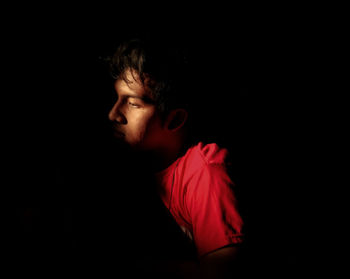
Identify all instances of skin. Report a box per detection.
[108,69,240,278]
[108,70,164,149]
[108,69,186,171]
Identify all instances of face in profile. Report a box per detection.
[108,69,165,150]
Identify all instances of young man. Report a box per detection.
[107,36,244,278]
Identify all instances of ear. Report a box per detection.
[165,109,188,132]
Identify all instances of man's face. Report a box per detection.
[108,69,165,150]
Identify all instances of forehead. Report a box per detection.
[114,69,152,98]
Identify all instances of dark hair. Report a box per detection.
[109,36,193,116]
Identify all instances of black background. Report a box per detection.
[3,3,341,278]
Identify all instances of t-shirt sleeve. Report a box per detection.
[186,163,244,257]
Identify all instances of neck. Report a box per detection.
[142,135,187,172]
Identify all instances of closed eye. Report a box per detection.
[128,102,141,108]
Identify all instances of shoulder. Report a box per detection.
[177,142,230,181]
[184,141,229,166]
[197,142,229,165]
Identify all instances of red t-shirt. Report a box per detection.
[156,142,244,257]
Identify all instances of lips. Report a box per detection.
[112,125,125,138]
[113,131,125,138]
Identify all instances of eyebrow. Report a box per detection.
[121,93,155,104]
[114,80,155,104]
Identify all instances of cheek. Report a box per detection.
[126,110,158,144]
[139,115,165,146]
[126,118,146,143]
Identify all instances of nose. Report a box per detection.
[108,101,126,124]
